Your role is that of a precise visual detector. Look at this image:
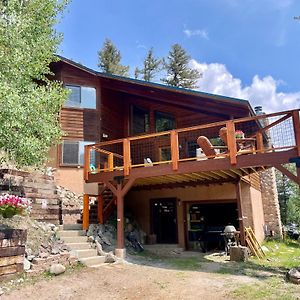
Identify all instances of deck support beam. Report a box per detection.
[236,181,245,246]
[83,194,90,230]
[103,177,136,258]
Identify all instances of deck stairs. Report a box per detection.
[58,224,105,267]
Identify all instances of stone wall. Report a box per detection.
[260,168,283,237]
[0,169,60,224]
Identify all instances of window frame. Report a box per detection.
[64,84,97,110]
[61,140,95,167]
[130,105,150,136]
[154,111,176,132]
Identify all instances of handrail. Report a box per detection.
[84,108,300,178]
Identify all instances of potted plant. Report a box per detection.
[235,130,245,139]
[0,194,31,218]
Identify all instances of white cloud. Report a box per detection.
[190,59,300,113]
[183,29,209,40]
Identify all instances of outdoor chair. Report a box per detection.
[196,136,227,159]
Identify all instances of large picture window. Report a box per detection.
[155,111,175,132]
[64,85,96,109]
[131,105,150,135]
[62,140,95,166]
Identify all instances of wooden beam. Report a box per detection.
[274,164,299,185]
[108,153,114,172]
[236,181,245,246]
[83,145,90,181]
[104,181,117,196]
[171,130,179,171]
[123,138,131,176]
[82,194,89,230]
[121,178,136,197]
[226,121,237,165]
[292,110,300,156]
[256,132,264,154]
[97,195,104,224]
[116,183,124,249]
[260,113,291,133]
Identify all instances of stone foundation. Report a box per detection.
[260,168,282,237]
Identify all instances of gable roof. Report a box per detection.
[56,55,256,116]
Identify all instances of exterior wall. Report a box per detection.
[53,168,84,195]
[126,181,265,247]
[260,168,282,237]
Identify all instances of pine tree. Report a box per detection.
[97,39,129,76]
[161,44,200,89]
[135,48,161,81]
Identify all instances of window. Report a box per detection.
[155,111,175,132]
[62,141,96,165]
[131,105,150,135]
[64,85,96,109]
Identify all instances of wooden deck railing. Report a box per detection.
[84,109,300,180]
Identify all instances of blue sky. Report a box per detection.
[57,0,300,112]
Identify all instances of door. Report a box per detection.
[151,198,177,243]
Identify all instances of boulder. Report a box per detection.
[49,264,66,275]
[105,252,117,263]
[287,268,300,284]
[95,240,106,256]
[230,246,249,262]
[24,258,31,271]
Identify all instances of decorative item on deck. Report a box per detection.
[235,130,245,139]
[0,194,31,218]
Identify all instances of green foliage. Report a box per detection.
[161,44,201,88]
[97,38,129,76]
[276,165,300,225]
[0,0,69,167]
[135,48,161,81]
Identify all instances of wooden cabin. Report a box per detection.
[49,56,300,257]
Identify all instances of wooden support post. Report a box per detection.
[171,131,179,171]
[97,195,104,224]
[123,139,131,176]
[226,121,237,165]
[292,110,300,156]
[83,194,89,230]
[256,132,264,153]
[116,183,124,250]
[83,145,90,181]
[236,181,245,246]
[108,153,114,172]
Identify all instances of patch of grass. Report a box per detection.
[164,257,201,270]
[231,277,299,300]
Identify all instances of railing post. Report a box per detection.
[83,145,90,181]
[123,139,131,176]
[108,153,114,172]
[83,194,90,230]
[256,132,264,153]
[171,131,179,171]
[226,121,237,165]
[292,110,300,156]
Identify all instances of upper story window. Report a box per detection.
[61,140,96,166]
[131,105,150,135]
[64,85,96,109]
[155,111,176,132]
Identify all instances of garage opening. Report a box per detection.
[186,202,239,252]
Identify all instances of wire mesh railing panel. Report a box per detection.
[268,116,295,149]
[130,133,171,166]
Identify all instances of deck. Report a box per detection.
[82,109,300,253]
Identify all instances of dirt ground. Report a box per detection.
[1,253,261,300]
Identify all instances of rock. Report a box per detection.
[88,235,95,242]
[49,264,66,275]
[0,287,4,296]
[51,247,60,255]
[24,258,31,271]
[261,245,269,252]
[95,240,106,256]
[27,255,35,261]
[105,251,117,263]
[230,246,249,262]
[287,268,300,284]
[39,252,49,258]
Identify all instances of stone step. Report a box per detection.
[72,249,98,259]
[79,256,106,267]
[66,243,92,250]
[60,236,87,244]
[90,263,106,268]
[63,224,83,230]
[58,230,86,237]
